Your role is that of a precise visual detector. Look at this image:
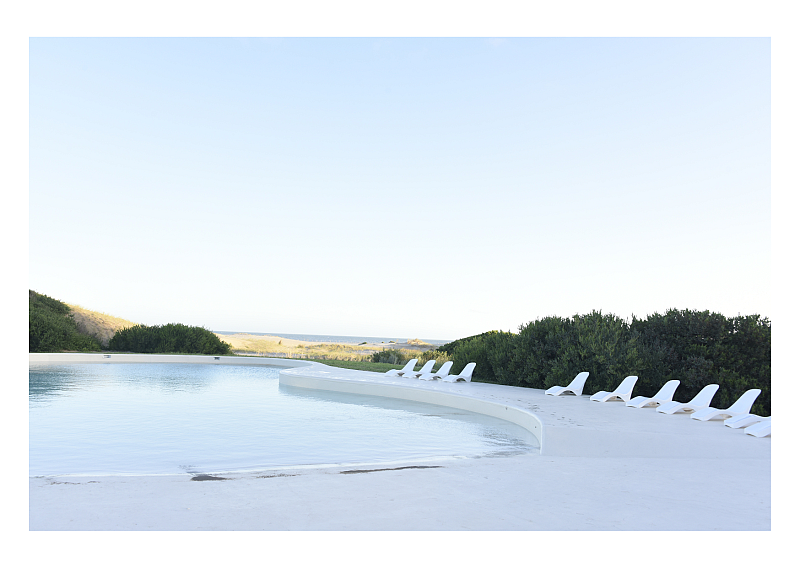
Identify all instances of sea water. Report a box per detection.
[29,363,537,476]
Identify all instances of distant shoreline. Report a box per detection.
[213,331,451,346]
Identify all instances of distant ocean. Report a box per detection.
[214,331,452,346]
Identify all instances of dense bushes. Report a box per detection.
[438,309,771,416]
[631,310,771,418]
[108,323,233,355]
[370,348,447,367]
[371,349,414,365]
[29,290,102,353]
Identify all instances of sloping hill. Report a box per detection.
[29,290,103,352]
[65,303,140,348]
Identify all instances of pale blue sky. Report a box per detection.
[29,38,770,339]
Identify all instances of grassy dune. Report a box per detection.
[66,304,140,348]
[217,333,433,362]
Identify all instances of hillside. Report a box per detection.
[29,290,103,352]
[66,303,140,348]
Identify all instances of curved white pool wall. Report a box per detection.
[279,369,543,449]
[28,353,545,452]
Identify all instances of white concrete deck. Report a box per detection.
[28,354,770,530]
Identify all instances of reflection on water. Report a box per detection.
[29,363,221,404]
[30,363,537,476]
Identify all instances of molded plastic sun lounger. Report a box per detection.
[545,372,590,396]
[403,359,436,379]
[441,362,476,383]
[691,389,761,421]
[385,358,418,377]
[656,384,719,415]
[590,376,638,402]
[744,417,771,437]
[626,380,680,408]
[724,413,769,429]
[418,361,453,381]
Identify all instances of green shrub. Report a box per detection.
[511,315,575,389]
[439,330,516,383]
[370,348,430,366]
[108,323,233,355]
[631,309,770,415]
[417,349,451,368]
[439,309,770,416]
[371,349,408,365]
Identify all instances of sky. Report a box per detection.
[28,37,771,340]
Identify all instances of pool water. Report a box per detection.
[29,363,537,476]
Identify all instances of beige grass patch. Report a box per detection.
[66,304,139,348]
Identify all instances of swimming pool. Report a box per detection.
[29,363,538,476]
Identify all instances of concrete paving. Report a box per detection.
[29,357,771,530]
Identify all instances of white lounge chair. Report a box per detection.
[403,359,436,379]
[385,358,418,377]
[590,376,638,402]
[418,361,453,381]
[656,384,719,415]
[441,362,476,383]
[724,413,769,429]
[626,380,680,408]
[744,417,771,437]
[691,389,761,421]
[545,372,590,396]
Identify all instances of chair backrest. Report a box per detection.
[653,380,680,402]
[727,389,761,413]
[613,376,638,395]
[688,384,719,407]
[401,359,418,372]
[435,361,453,377]
[567,372,590,391]
[459,362,476,378]
[417,359,436,374]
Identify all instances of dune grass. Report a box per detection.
[218,333,404,361]
[66,303,140,348]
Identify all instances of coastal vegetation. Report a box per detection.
[371,348,449,366]
[29,291,231,356]
[29,290,103,353]
[220,333,380,360]
[108,323,233,355]
[435,309,771,416]
[220,333,436,363]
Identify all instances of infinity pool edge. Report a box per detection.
[28,353,546,453]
